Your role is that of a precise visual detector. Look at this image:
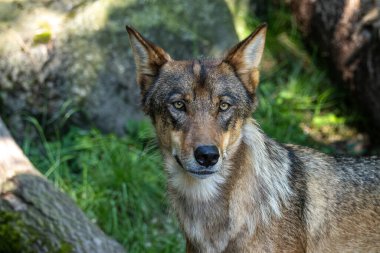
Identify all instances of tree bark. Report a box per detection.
[290,0,380,139]
[0,117,125,253]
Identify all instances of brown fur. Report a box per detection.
[126,24,380,253]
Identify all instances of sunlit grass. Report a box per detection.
[242,3,362,154]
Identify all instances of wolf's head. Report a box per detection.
[127,25,266,186]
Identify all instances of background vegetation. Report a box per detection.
[12,2,371,252]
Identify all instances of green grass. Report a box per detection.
[21,3,361,252]
[24,121,184,252]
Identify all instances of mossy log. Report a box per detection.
[0,118,126,253]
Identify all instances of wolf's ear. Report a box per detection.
[126,26,171,95]
[223,24,267,95]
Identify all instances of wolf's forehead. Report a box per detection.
[190,59,221,85]
[160,60,239,92]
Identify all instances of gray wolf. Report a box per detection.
[126,24,380,253]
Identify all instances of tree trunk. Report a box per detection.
[290,0,380,139]
[0,118,125,253]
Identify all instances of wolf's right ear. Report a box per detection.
[126,26,171,95]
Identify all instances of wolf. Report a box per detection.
[126,24,380,253]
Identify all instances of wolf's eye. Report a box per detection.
[219,102,230,111]
[173,101,185,110]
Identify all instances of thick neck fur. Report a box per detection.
[164,119,293,253]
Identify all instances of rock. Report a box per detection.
[0,0,238,140]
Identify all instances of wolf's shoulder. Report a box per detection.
[284,143,380,190]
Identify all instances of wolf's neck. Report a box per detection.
[238,119,293,224]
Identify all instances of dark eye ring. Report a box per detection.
[219,102,230,111]
[173,101,185,110]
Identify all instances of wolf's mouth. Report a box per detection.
[187,170,215,175]
[174,155,184,169]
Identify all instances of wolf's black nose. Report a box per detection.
[194,145,220,167]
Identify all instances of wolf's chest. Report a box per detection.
[176,195,259,253]
[180,206,232,253]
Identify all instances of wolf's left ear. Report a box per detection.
[223,24,267,95]
[126,26,171,95]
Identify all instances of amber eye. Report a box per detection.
[173,101,185,110]
[219,102,230,111]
